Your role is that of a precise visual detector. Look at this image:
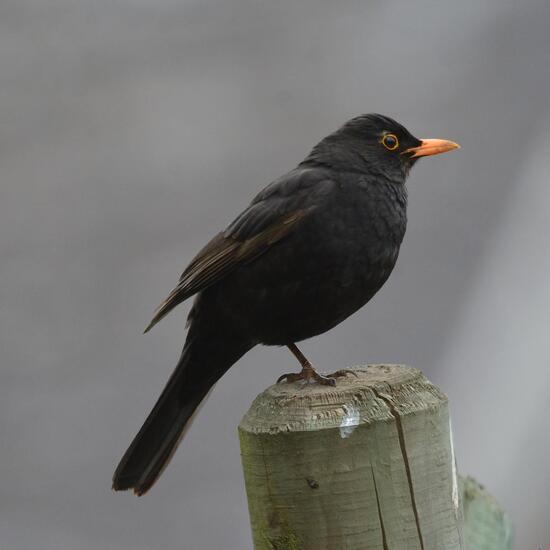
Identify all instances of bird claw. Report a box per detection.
[277,369,336,386]
[328,368,359,379]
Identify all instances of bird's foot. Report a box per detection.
[327,368,359,379]
[277,365,336,387]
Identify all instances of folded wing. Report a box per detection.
[143,206,312,333]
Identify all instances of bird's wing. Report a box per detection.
[143,204,317,334]
[144,168,333,333]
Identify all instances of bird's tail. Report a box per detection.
[112,329,251,496]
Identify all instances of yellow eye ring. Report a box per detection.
[381,133,399,151]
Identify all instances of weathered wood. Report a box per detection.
[239,364,464,550]
[460,476,513,550]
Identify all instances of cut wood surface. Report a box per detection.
[239,364,464,550]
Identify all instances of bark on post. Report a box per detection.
[460,476,513,550]
[239,364,464,550]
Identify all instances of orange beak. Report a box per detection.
[403,138,460,158]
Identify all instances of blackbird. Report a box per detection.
[113,113,459,495]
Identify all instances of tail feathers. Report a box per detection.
[112,383,209,496]
[113,333,251,496]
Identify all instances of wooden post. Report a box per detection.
[239,364,464,550]
[460,476,513,550]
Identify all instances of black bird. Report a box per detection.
[113,114,459,495]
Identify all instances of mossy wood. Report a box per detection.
[239,364,464,550]
[460,476,513,550]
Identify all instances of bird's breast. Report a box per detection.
[316,181,407,272]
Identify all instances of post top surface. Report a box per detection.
[239,364,447,435]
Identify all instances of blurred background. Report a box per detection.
[1,1,549,548]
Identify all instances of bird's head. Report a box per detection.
[304,113,460,183]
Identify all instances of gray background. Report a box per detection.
[1,1,549,548]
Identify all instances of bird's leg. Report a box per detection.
[277,343,336,386]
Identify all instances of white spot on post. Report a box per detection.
[339,404,360,438]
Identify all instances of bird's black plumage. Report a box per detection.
[113,113,459,495]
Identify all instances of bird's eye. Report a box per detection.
[381,133,399,151]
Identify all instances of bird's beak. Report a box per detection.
[403,138,460,158]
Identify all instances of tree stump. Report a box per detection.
[239,364,464,550]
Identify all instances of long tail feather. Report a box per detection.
[113,331,251,496]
